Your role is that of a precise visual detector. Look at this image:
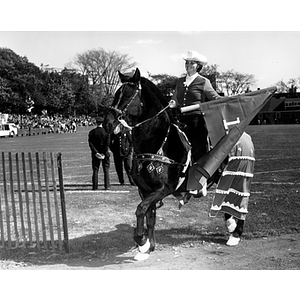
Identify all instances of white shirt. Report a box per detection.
[184,73,199,87]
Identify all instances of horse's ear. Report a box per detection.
[118,70,127,83]
[133,68,141,83]
[118,68,141,85]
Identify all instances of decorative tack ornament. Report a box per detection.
[156,165,164,175]
[147,162,155,173]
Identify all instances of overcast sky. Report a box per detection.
[1,1,300,90]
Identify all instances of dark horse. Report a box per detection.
[103,68,242,260]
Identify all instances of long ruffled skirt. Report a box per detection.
[210,132,255,220]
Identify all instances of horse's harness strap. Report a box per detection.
[134,153,184,166]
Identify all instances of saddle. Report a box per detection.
[172,121,226,203]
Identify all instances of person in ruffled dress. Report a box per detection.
[209,132,255,246]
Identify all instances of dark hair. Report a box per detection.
[196,63,203,73]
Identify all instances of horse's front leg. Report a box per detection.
[146,204,156,252]
[133,191,162,260]
[134,201,148,248]
[133,201,152,261]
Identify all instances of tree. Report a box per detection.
[71,48,136,109]
[39,70,76,115]
[273,76,300,93]
[0,77,20,113]
[149,73,178,99]
[60,68,92,115]
[201,64,220,91]
[0,47,42,114]
[149,64,221,99]
[273,80,289,93]
[217,70,256,96]
[287,78,299,93]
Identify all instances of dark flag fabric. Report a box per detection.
[202,86,277,147]
[186,86,277,191]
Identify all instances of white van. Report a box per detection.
[0,123,18,137]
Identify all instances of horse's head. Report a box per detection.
[103,68,144,134]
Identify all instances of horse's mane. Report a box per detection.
[140,77,169,109]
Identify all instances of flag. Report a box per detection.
[187,86,277,190]
[202,86,277,147]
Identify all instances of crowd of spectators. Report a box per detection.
[7,114,96,133]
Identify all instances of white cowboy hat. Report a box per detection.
[182,50,208,66]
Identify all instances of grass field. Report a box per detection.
[0,124,300,260]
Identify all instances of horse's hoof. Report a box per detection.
[226,235,240,246]
[201,182,207,196]
[134,252,150,261]
[178,200,185,209]
[189,182,207,198]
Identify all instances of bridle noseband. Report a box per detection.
[110,82,141,120]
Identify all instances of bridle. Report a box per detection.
[108,80,190,176]
[109,82,141,119]
[109,81,171,129]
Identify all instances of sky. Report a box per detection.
[1,31,300,89]
[1,1,300,90]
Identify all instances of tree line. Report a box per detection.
[1,46,299,118]
[150,64,300,98]
[0,47,135,116]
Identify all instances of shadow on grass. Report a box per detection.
[0,223,228,269]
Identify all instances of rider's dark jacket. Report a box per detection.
[172,74,222,162]
[174,74,221,115]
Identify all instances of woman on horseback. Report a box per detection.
[171,50,221,162]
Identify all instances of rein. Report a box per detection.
[110,81,187,169]
[110,82,171,130]
[134,104,170,128]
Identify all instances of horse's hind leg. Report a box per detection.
[225,213,244,246]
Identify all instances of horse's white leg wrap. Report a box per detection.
[138,238,150,253]
[134,239,151,261]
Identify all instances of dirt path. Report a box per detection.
[3,233,299,270]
